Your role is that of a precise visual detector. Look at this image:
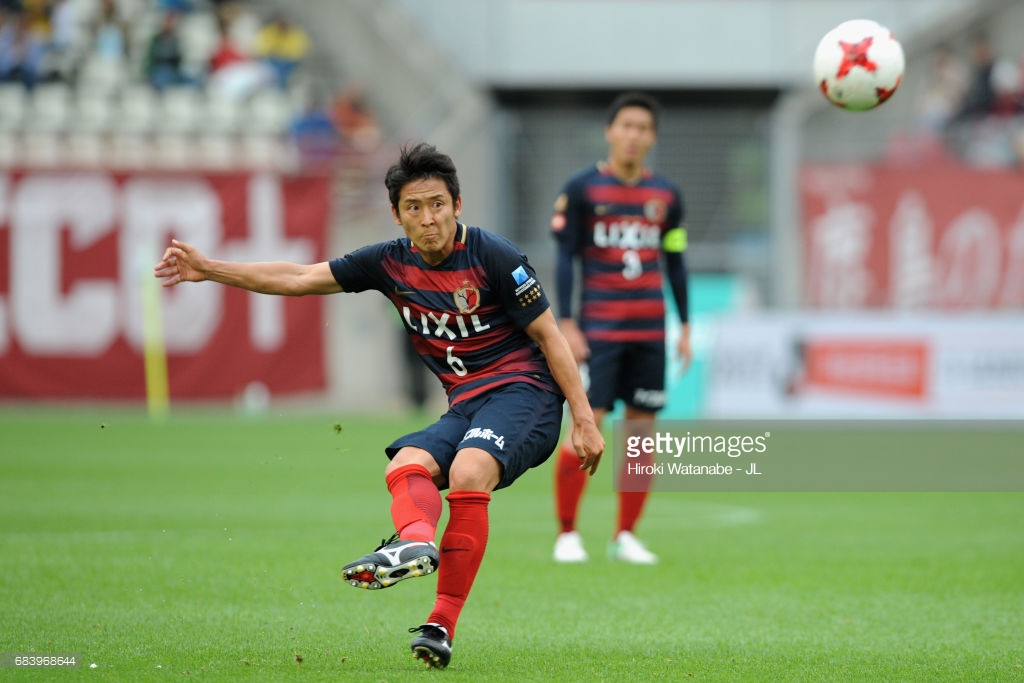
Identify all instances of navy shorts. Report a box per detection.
[585,339,666,413]
[385,382,564,490]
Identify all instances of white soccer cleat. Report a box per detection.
[609,530,658,565]
[553,531,589,563]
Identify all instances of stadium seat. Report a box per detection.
[153,132,193,169]
[178,11,220,78]
[204,92,243,135]
[0,84,27,133]
[197,132,237,170]
[77,55,128,97]
[118,85,158,135]
[25,83,72,133]
[108,133,151,170]
[161,87,204,135]
[22,132,63,167]
[74,91,116,134]
[240,133,285,170]
[245,89,295,135]
[0,133,21,165]
[66,132,106,168]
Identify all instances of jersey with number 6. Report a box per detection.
[328,223,559,406]
[551,162,684,343]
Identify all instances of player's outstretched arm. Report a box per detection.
[526,309,605,474]
[153,239,342,296]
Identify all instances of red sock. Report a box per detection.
[555,442,587,533]
[616,447,652,534]
[385,464,442,542]
[427,490,490,640]
[617,491,649,535]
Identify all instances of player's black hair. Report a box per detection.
[606,91,661,131]
[385,143,461,209]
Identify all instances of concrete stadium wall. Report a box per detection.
[388,0,982,88]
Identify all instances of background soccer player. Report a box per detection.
[549,92,691,565]
[154,143,604,669]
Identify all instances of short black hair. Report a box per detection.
[385,143,461,210]
[606,91,661,130]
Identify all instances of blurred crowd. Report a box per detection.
[0,0,381,170]
[900,33,1024,169]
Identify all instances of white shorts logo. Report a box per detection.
[462,427,506,450]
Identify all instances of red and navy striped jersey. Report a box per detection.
[328,223,560,406]
[551,162,684,343]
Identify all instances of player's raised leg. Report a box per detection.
[343,449,443,589]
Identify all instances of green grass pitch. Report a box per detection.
[1,409,1022,681]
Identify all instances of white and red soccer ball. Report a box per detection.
[813,19,905,111]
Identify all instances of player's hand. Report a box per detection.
[154,239,208,287]
[676,323,693,374]
[572,419,605,475]
[558,319,590,364]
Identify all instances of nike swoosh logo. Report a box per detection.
[394,286,416,296]
[441,548,470,553]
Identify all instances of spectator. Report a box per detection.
[916,45,970,135]
[91,0,129,66]
[254,12,307,88]
[0,8,48,88]
[1012,125,1024,169]
[333,82,381,152]
[21,0,48,35]
[143,10,189,90]
[47,0,78,80]
[206,12,272,99]
[289,92,340,168]
[955,33,997,121]
[208,15,245,73]
[158,0,192,14]
[989,58,1024,117]
[216,0,259,55]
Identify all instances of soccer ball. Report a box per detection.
[813,19,905,111]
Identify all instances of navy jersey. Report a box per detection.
[551,162,685,343]
[328,224,559,406]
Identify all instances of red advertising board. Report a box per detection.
[0,171,330,399]
[802,164,1024,308]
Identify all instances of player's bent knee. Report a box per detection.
[387,447,441,478]
[448,448,501,492]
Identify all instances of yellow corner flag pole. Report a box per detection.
[140,244,170,421]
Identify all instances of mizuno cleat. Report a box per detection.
[342,533,439,589]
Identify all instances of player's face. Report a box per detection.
[392,177,462,266]
[605,105,656,167]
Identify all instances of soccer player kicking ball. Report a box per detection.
[154,143,604,669]
[550,92,691,565]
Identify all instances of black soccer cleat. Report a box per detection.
[342,533,439,589]
[409,623,452,669]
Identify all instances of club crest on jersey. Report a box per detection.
[453,282,481,313]
[644,198,668,223]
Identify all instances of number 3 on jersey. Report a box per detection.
[622,249,642,280]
